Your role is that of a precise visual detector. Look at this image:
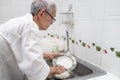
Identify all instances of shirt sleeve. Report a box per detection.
[11,28,50,80]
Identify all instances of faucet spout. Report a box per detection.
[66,30,69,52]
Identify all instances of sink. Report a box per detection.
[73,62,93,76]
[46,57,106,80]
[68,57,106,80]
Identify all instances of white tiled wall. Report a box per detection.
[101,54,120,77]
[0,0,32,24]
[104,0,120,16]
[0,0,12,24]
[0,0,120,78]
[55,0,120,78]
[101,0,120,77]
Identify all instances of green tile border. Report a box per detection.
[47,33,120,58]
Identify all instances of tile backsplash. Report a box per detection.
[45,33,120,59]
[48,0,120,77]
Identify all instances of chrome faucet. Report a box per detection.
[66,30,70,52]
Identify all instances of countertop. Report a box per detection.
[87,72,120,80]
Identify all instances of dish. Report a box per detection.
[53,54,76,71]
[52,53,77,79]
[55,71,70,79]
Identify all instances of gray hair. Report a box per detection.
[31,0,56,16]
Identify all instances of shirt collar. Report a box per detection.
[25,13,33,21]
[25,13,39,30]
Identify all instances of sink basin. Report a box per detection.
[46,57,106,80]
[73,62,93,76]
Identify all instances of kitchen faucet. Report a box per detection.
[66,30,70,52]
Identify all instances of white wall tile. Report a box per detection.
[101,54,120,77]
[104,0,120,16]
[11,0,32,17]
[75,20,103,43]
[75,44,86,60]
[103,18,120,47]
[0,0,33,24]
[0,0,12,24]
[84,48,102,67]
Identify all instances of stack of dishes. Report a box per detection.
[52,53,77,79]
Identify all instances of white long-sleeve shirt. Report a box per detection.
[0,13,50,80]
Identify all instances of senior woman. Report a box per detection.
[0,0,65,80]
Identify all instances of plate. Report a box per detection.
[52,54,77,71]
[52,53,77,79]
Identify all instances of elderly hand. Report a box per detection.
[43,52,63,60]
[48,66,66,77]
